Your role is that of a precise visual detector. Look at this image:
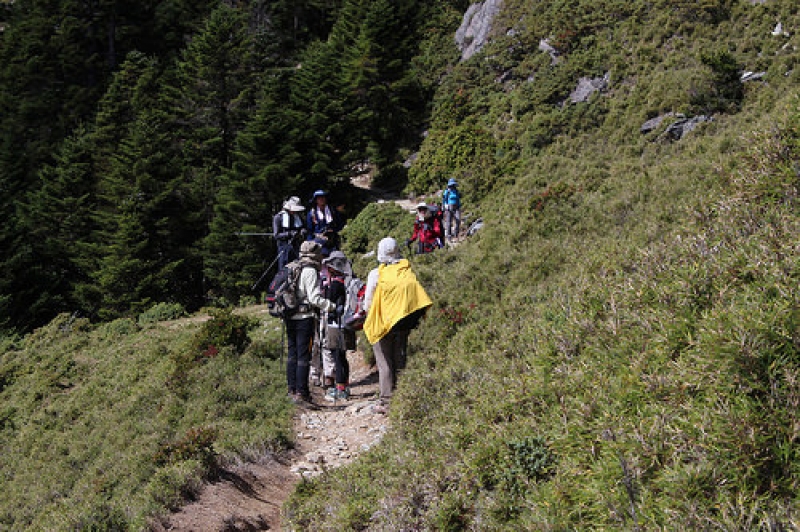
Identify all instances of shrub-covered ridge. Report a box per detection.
[0,309,288,530]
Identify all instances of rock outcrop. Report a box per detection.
[455,0,504,62]
[568,73,610,104]
[640,113,713,140]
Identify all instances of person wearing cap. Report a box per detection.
[306,190,343,257]
[407,202,444,254]
[442,178,462,242]
[363,237,432,414]
[320,251,353,401]
[285,241,339,405]
[273,196,307,269]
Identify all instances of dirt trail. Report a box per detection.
[153,351,386,532]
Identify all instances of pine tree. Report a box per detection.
[336,0,426,166]
[176,4,262,289]
[289,39,349,184]
[92,106,188,319]
[204,75,305,301]
[18,127,99,324]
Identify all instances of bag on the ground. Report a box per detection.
[266,260,306,318]
[342,277,367,331]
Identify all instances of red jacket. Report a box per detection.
[410,215,443,251]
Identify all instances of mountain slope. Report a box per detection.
[285,0,800,529]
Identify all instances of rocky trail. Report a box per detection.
[153,351,387,531]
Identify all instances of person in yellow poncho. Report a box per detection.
[363,237,432,414]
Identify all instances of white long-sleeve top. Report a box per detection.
[289,266,335,320]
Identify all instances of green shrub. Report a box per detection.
[98,317,139,337]
[138,302,186,325]
[340,202,413,260]
[190,308,257,359]
[154,426,219,470]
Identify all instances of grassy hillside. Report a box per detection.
[0,307,290,530]
[286,0,800,529]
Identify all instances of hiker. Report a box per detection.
[306,190,343,257]
[310,259,336,390]
[363,237,432,414]
[407,202,443,254]
[285,241,340,405]
[321,251,353,401]
[272,196,306,269]
[442,178,462,242]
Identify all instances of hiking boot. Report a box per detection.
[293,392,313,406]
[324,388,350,402]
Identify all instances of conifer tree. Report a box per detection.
[92,106,189,319]
[17,127,99,325]
[289,39,349,184]
[204,74,304,301]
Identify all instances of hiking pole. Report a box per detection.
[280,319,285,366]
[251,249,284,292]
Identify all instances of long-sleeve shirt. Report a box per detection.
[290,266,335,320]
[272,211,305,242]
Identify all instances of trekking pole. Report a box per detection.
[251,250,283,292]
[280,319,285,366]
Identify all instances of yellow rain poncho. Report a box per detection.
[364,259,432,344]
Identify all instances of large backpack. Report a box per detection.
[342,277,367,331]
[266,261,306,319]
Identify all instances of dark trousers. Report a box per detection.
[286,317,315,396]
[333,348,349,385]
[277,241,297,269]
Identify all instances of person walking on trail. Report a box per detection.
[442,178,462,242]
[321,251,352,402]
[285,241,339,406]
[272,196,306,269]
[363,237,432,414]
[407,202,443,254]
[306,190,343,257]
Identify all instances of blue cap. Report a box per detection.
[447,179,457,187]
[312,189,327,198]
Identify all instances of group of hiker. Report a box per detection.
[268,183,459,412]
[272,190,344,269]
[407,178,462,254]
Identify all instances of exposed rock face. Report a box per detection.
[455,0,504,62]
[741,71,767,82]
[640,113,713,140]
[664,115,713,140]
[568,73,610,104]
[538,38,560,65]
[640,113,674,134]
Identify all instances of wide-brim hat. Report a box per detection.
[416,202,429,210]
[283,196,305,212]
[322,251,352,276]
[447,178,458,187]
[299,240,323,262]
[312,190,328,199]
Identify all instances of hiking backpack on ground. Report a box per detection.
[266,261,307,319]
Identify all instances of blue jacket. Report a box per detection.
[306,205,343,253]
[443,187,461,209]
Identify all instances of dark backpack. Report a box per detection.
[266,261,306,319]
